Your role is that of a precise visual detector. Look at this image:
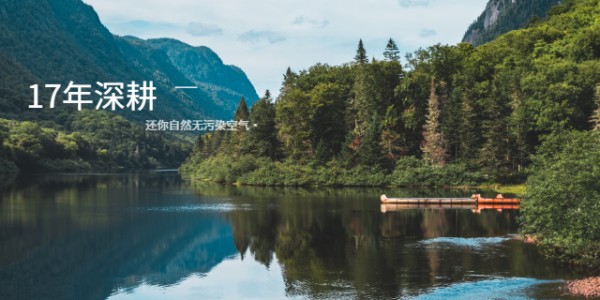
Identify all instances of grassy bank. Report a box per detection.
[180,154,485,187]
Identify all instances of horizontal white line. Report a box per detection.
[175,86,198,89]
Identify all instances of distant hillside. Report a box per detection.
[0,0,259,173]
[117,37,258,116]
[0,0,258,123]
[463,0,562,46]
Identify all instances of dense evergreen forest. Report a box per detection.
[182,0,600,187]
[181,0,600,268]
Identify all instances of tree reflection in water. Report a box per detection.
[0,175,578,300]
[192,183,574,299]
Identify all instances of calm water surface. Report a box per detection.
[0,172,581,299]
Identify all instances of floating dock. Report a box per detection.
[380,194,521,205]
[380,203,520,213]
[379,195,475,204]
[380,203,474,213]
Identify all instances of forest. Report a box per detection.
[181,0,600,269]
[182,0,600,187]
[0,110,190,173]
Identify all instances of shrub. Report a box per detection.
[390,156,483,186]
[521,131,600,270]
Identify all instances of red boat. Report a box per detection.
[471,194,521,204]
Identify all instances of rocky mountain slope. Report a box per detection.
[0,0,258,122]
[463,0,562,46]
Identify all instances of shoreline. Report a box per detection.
[565,277,600,297]
[182,174,525,193]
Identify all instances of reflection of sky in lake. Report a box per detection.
[138,203,254,213]
[411,277,563,300]
[108,255,296,300]
[419,236,513,248]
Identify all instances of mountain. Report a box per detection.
[116,37,258,116]
[0,0,258,123]
[0,0,259,173]
[463,0,563,46]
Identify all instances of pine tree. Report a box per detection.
[421,78,447,167]
[352,40,376,135]
[591,85,600,131]
[244,90,280,159]
[383,38,400,61]
[355,39,368,64]
[234,97,250,122]
[381,105,404,160]
[358,113,386,168]
[230,97,250,157]
[352,69,375,136]
[458,92,478,161]
[280,67,297,97]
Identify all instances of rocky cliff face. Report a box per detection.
[463,0,562,46]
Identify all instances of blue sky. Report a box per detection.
[84,0,488,97]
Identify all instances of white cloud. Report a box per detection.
[83,0,489,97]
[238,30,286,44]
[292,16,329,29]
[399,0,431,8]
[419,28,437,38]
[186,21,223,36]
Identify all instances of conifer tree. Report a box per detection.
[355,39,368,64]
[234,97,250,122]
[358,113,385,168]
[280,67,297,97]
[421,78,447,167]
[352,40,375,136]
[383,38,400,61]
[381,105,403,160]
[230,97,250,157]
[591,85,600,131]
[244,90,280,159]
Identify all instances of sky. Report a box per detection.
[84,0,489,97]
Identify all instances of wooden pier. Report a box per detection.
[380,194,521,205]
[380,195,476,204]
[380,203,520,213]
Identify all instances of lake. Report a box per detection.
[0,171,580,299]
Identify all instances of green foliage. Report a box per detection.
[183,155,390,187]
[182,153,482,187]
[463,0,563,46]
[0,0,258,123]
[275,64,354,161]
[234,97,250,121]
[421,79,447,167]
[383,38,400,61]
[357,114,386,168]
[244,91,281,159]
[391,157,482,186]
[0,112,190,173]
[354,39,368,64]
[521,131,600,269]
[184,0,600,188]
[591,85,600,130]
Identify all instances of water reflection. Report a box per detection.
[197,184,570,299]
[412,277,563,300]
[0,174,579,300]
[0,172,237,300]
